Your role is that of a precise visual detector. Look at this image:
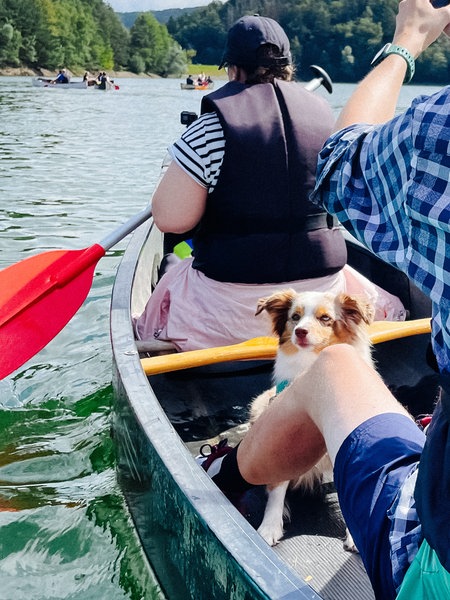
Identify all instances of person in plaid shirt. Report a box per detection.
[199,1,450,597]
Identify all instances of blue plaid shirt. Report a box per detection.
[312,86,450,375]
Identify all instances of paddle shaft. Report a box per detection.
[100,204,152,250]
[141,318,431,376]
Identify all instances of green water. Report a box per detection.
[0,75,206,600]
[0,388,160,599]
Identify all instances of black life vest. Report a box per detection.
[191,80,347,284]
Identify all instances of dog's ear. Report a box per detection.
[255,289,296,338]
[336,293,375,326]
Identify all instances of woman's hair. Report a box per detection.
[238,44,295,83]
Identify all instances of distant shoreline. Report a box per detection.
[0,67,161,78]
[0,66,227,79]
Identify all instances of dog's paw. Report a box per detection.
[257,520,284,546]
[343,527,358,553]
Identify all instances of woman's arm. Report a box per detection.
[152,161,208,234]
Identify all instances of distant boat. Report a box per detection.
[180,81,214,90]
[32,77,118,91]
[87,79,118,91]
[32,77,87,89]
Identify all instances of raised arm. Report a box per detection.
[336,0,450,130]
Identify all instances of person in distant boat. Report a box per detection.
[52,68,70,84]
[134,15,404,352]
[198,1,450,598]
[186,74,194,85]
[96,72,107,89]
[83,71,97,86]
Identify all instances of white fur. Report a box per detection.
[251,289,375,548]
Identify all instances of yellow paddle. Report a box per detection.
[140,318,431,376]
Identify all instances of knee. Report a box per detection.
[295,344,374,403]
[315,344,361,369]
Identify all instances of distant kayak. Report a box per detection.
[32,77,118,90]
[87,79,118,91]
[180,82,214,90]
[32,77,88,89]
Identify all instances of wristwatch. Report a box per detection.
[370,43,415,84]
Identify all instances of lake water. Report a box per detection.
[0,75,443,600]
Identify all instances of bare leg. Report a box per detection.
[238,344,412,486]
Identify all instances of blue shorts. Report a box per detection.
[334,413,426,599]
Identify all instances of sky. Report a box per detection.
[105,0,216,12]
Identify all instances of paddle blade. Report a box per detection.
[0,245,104,379]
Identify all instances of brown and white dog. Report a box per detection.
[250,288,375,548]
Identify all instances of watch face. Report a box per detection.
[371,43,391,66]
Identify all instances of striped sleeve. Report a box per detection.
[170,112,225,191]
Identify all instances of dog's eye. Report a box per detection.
[320,315,332,324]
[291,313,301,322]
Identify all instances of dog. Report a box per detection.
[249,288,375,548]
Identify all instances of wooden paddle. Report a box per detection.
[141,318,431,376]
[0,205,152,380]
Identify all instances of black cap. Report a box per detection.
[219,15,292,70]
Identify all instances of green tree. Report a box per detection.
[129,12,187,76]
[0,22,21,66]
[1,0,450,83]
[168,2,226,65]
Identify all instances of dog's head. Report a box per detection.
[256,289,374,357]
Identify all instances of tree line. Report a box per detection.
[1,0,450,83]
[168,0,450,83]
[0,0,187,76]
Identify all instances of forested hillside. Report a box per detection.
[0,0,188,76]
[119,8,195,28]
[1,0,450,82]
[168,0,450,83]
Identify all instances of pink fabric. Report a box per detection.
[134,259,406,352]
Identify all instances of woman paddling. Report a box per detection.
[135,15,403,352]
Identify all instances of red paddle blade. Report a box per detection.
[0,244,105,379]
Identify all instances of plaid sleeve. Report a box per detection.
[312,115,413,271]
[311,87,450,373]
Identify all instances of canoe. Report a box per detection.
[180,82,214,90]
[110,215,437,599]
[31,77,87,89]
[88,80,117,91]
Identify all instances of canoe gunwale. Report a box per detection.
[110,217,321,599]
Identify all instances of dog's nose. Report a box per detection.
[295,328,308,339]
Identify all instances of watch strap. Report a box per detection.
[372,43,415,84]
[387,44,415,83]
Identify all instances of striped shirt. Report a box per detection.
[170,112,225,191]
[312,86,450,375]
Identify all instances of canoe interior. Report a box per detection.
[111,219,437,600]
